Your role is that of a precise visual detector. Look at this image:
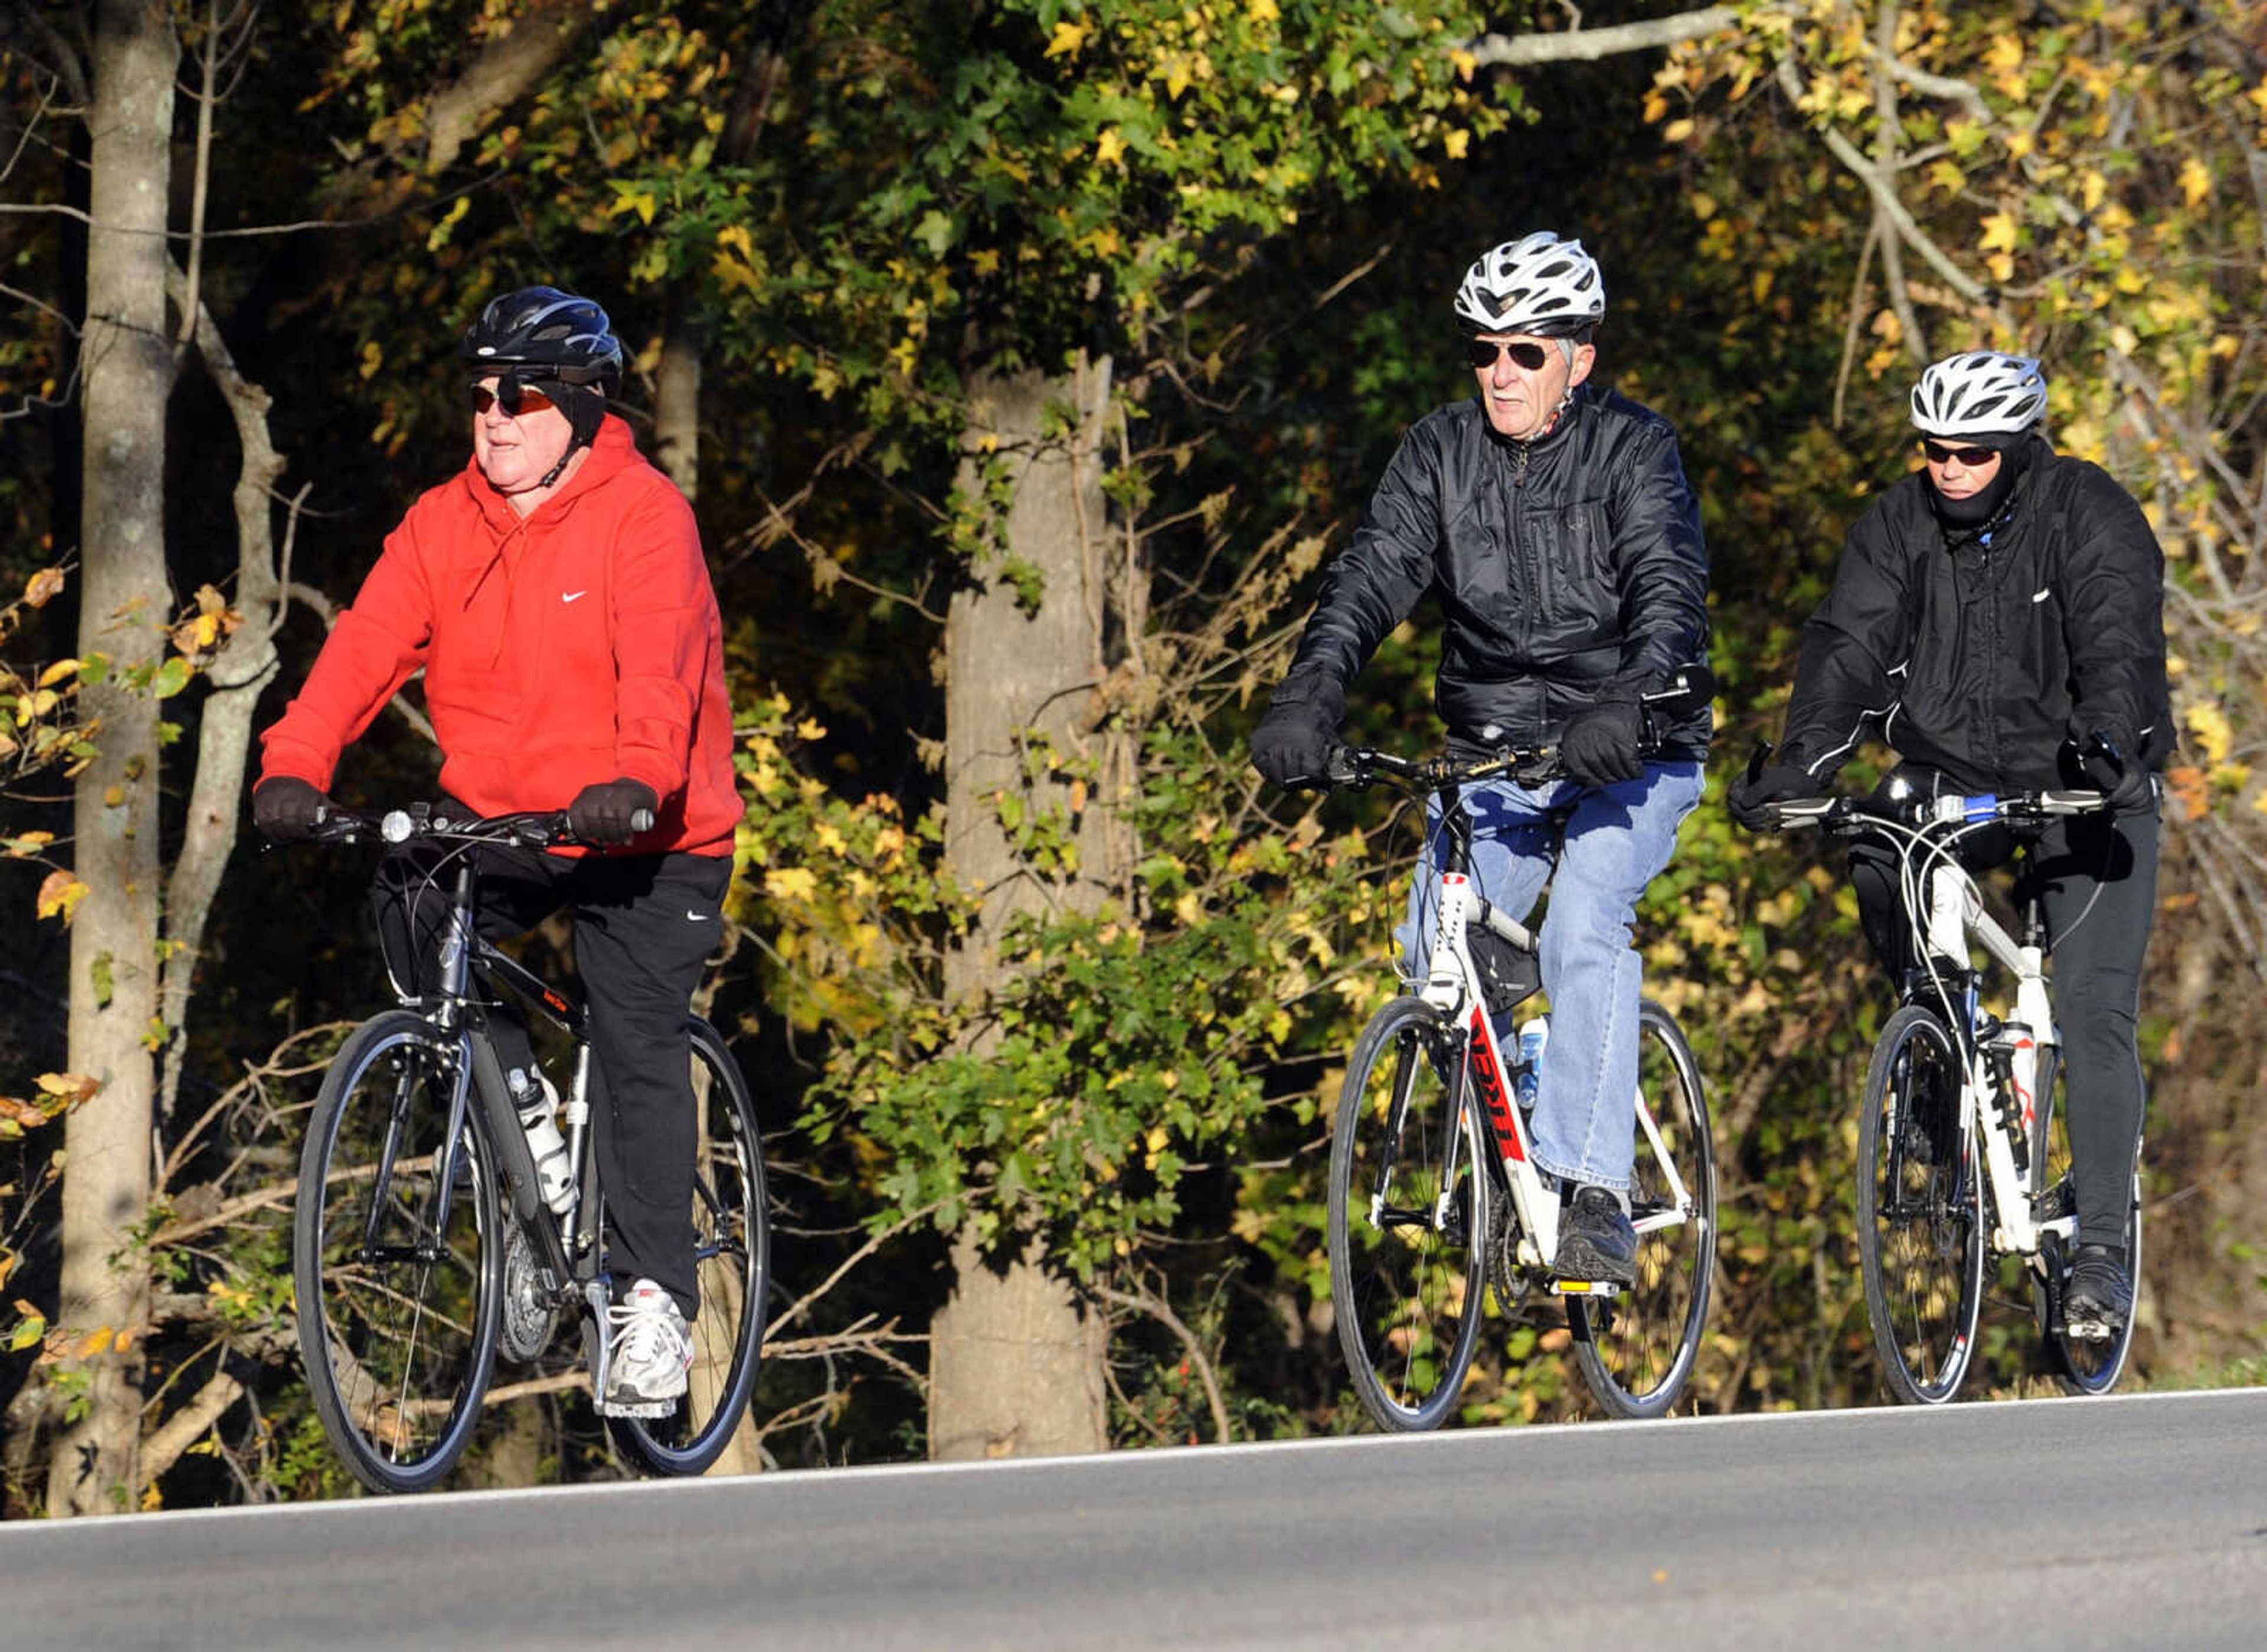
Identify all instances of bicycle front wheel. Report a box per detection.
[295,1011,502,1493]
[1570,1000,1716,1419]
[1857,1004,1984,1405]
[2030,1045,2141,1395]
[612,1018,772,1475]
[1327,996,1489,1432]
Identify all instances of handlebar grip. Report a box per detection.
[630,807,655,834]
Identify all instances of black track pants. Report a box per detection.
[373,838,731,1317]
[1849,794,2158,1248]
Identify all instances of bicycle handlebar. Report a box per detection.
[300,802,649,851]
[1760,789,2109,834]
[1315,663,1714,794]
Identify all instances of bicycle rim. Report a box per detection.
[295,1012,502,1493]
[612,1020,772,1475]
[2031,1047,2140,1395]
[1857,1005,1983,1405]
[1328,997,1488,1432]
[1571,1001,1716,1419]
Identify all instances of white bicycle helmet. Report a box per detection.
[1455,233,1605,337]
[1909,351,2047,437]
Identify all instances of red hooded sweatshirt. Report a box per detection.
[260,415,739,856]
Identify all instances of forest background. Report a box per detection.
[3,0,2263,1515]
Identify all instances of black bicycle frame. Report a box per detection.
[396,852,594,1282]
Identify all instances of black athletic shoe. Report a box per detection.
[1555,1185,1636,1285]
[2063,1243,2133,1341]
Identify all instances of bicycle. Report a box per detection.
[289,802,770,1492]
[1319,675,1718,1429]
[1755,774,2140,1404]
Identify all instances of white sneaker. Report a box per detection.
[602,1279,692,1416]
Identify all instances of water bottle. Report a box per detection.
[1514,1016,1550,1119]
[508,1065,574,1214]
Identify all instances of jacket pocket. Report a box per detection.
[1526,499,1616,636]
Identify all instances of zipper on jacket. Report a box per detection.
[1978,541,2005,783]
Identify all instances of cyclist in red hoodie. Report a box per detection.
[253,286,740,1415]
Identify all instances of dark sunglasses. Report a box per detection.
[1465,338,1553,371]
[469,381,557,418]
[1920,439,1998,467]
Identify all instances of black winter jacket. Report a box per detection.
[1779,435,2171,793]
[1270,385,1711,757]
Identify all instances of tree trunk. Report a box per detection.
[928,356,1120,1461]
[156,272,285,1128]
[48,0,178,1517]
[652,313,702,501]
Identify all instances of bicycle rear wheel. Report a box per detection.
[1327,996,1489,1432]
[1857,1004,1984,1405]
[1570,1000,1716,1419]
[611,1018,772,1475]
[295,1011,502,1493]
[2030,1045,2141,1395]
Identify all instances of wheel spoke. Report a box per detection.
[1328,1000,1487,1432]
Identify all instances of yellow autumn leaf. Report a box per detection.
[2185,701,2233,765]
[1044,19,1089,59]
[35,870,88,924]
[764,866,818,903]
[1662,118,1695,144]
[1246,0,1279,21]
[1166,55,1192,100]
[1979,211,2018,254]
[2178,156,2211,208]
[1442,129,1469,161]
[1986,35,2024,76]
[35,658,80,688]
[1094,127,1126,167]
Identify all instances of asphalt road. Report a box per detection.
[8,1387,2266,1651]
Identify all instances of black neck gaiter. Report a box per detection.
[1927,434,2032,531]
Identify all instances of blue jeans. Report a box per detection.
[1398,761,1703,1192]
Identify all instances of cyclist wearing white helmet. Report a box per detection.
[1251,233,1710,1284]
[1732,348,2170,1337]
[253,284,741,1413]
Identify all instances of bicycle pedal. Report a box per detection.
[596,1396,677,1419]
[1549,1278,1624,1296]
[2063,1315,2116,1343]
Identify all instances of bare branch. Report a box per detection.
[416,1,600,175]
[1470,6,1743,67]
[136,1368,244,1490]
[1093,1279,1231,1444]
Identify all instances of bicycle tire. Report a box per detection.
[1327,995,1489,1432]
[2029,1044,2141,1395]
[1857,1004,1984,1405]
[610,1017,772,1475]
[295,1011,503,1493]
[1570,1000,1716,1419]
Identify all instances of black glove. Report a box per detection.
[1250,696,1340,790]
[2079,741,2152,814]
[568,778,659,845]
[253,776,335,843]
[1727,761,1815,831]
[1559,700,1644,788]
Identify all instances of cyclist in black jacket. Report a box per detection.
[1730,350,2170,1338]
[1252,233,1711,1283]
